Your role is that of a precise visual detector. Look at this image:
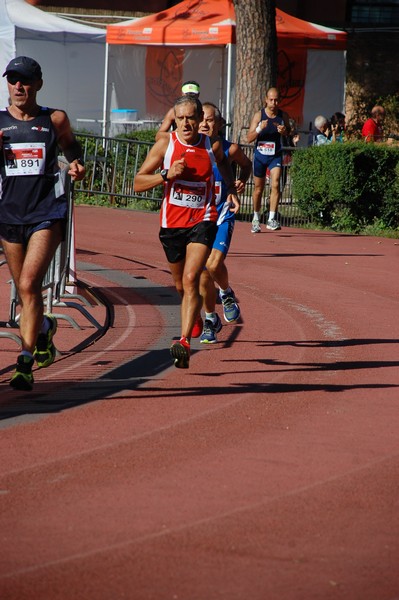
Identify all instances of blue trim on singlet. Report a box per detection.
[213,138,235,226]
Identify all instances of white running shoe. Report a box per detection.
[266,218,281,231]
[251,218,261,233]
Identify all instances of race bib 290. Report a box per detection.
[170,179,207,209]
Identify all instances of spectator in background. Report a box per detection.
[286,118,300,148]
[281,118,299,189]
[311,115,337,146]
[362,106,385,142]
[330,112,346,142]
[157,80,200,135]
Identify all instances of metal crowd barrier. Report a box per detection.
[74,132,309,228]
[235,143,309,228]
[0,158,104,347]
[0,250,21,345]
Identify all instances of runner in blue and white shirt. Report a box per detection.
[198,102,252,344]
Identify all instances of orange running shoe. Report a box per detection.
[191,315,203,338]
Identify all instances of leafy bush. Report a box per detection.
[291,142,399,232]
[381,159,399,228]
[117,129,157,144]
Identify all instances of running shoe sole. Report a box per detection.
[170,341,190,369]
[10,372,34,391]
[10,356,34,391]
[200,336,217,344]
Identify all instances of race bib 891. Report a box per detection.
[3,143,46,176]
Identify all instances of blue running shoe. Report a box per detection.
[220,289,240,323]
[200,313,222,344]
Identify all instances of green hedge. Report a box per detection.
[115,129,157,144]
[291,142,399,232]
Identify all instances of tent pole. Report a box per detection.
[225,43,232,140]
[102,42,109,139]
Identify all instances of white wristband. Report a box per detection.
[256,124,262,134]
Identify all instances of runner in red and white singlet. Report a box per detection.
[134,95,239,369]
[160,129,217,228]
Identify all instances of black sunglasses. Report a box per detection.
[6,74,35,86]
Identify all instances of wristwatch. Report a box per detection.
[160,169,169,181]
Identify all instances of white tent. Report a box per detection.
[0,0,106,130]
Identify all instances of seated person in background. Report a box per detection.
[311,115,337,146]
[330,112,346,142]
[157,80,200,135]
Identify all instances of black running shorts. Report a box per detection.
[159,221,217,264]
[0,219,66,246]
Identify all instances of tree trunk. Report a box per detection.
[232,0,277,142]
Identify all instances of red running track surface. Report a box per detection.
[0,206,399,600]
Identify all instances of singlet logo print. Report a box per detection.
[31,126,50,132]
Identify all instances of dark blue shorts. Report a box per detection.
[159,221,217,264]
[253,152,282,178]
[0,219,65,246]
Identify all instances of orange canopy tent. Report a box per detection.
[106,1,346,49]
[106,0,236,46]
[104,0,347,134]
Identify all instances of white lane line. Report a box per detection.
[44,282,136,381]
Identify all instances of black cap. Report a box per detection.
[2,56,42,80]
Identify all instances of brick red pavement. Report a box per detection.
[1,206,399,600]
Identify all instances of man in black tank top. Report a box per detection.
[246,87,291,233]
[0,56,85,391]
